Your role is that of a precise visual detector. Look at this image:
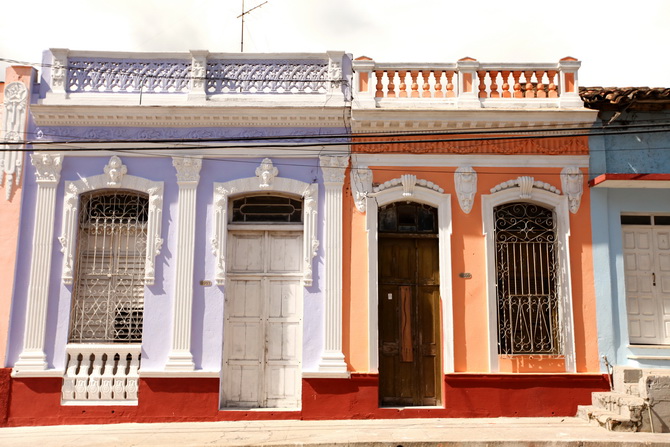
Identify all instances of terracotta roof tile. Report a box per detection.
[580,87,670,111]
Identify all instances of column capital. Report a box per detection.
[173,156,202,185]
[30,153,62,184]
[320,155,349,185]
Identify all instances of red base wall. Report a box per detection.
[1,368,610,427]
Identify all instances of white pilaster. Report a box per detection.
[317,155,349,377]
[14,153,62,374]
[165,156,202,371]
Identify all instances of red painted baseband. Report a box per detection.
[0,369,610,427]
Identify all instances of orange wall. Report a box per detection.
[343,159,599,374]
[0,66,35,366]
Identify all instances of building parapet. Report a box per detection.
[353,56,583,109]
[42,49,348,106]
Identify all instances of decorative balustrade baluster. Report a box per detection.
[398,70,408,98]
[87,353,103,400]
[489,70,500,98]
[536,70,546,98]
[113,353,127,400]
[410,71,420,98]
[387,71,396,98]
[74,353,90,400]
[512,71,523,98]
[126,353,140,401]
[547,70,558,98]
[422,70,432,98]
[445,71,455,97]
[434,71,444,98]
[375,70,384,98]
[524,71,535,98]
[477,70,487,98]
[100,353,114,400]
[501,71,511,98]
[62,355,78,401]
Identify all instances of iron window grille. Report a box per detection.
[231,195,303,223]
[68,191,148,343]
[494,202,561,355]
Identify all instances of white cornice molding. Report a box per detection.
[351,108,597,130]
[30,104,349,128]
[212,159,318,286]
[59,156,164,285]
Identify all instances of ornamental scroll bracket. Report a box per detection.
[212,158,319,286]
[59,156,164,285]
[490,176,561,199]
[560,167,583,214]
[351,167,373,213]
[1,82,29,200]
[454,166,477,214]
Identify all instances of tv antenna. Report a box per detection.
[237,0,268,52]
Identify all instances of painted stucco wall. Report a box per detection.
[6,150,337,373]
[591,187,670,369]
[0,66,36,366]
[590,111,670,178]
[344,160,599,374]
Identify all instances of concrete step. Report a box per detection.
[591,391,645,420]
[577,404,640,432]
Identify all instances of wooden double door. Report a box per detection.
[378,235,441,406]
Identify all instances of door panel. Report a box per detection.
[378,236,441,406]
[223,231,303,408]
[624,227,670,344]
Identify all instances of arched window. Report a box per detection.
[494,202,560,355]
[69,191,149,343]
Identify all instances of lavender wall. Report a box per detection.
[7,151,336,373]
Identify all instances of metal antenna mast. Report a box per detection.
[237,0,268,52]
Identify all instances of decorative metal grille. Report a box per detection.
[494,202,561,355]
[231,195,303,223]
[69,191,148,343]
[206,61,329,94]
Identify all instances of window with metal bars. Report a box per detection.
[68,191,148,343]
[494,202,561,355]
[231,195,303,223]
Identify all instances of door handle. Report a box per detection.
[653,272,656,287]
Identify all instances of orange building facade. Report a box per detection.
[329,57,609,417]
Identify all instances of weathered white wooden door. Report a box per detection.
[222,230,303,408]
[623,226,670,344]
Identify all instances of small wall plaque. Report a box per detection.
[200,280,213,287]
[459,273,472,279]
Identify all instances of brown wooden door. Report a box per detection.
[378,236,441,406]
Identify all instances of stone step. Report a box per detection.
[591,391,645,419]
[576,404,640,432]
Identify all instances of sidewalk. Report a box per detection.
[0,417,668,446]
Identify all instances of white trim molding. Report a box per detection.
[59,156,164,285]
[165,156,202,372]
[13,153,63,375]
[366,177,454,374]
[481,181,576,373]
[560,167,584,214]
[1,81,28,200]
[316,155,350,377]
[211,158,318,286]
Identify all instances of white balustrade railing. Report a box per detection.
[353,57,583,108]
[48,49,344,98]
[62,344,141,405]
